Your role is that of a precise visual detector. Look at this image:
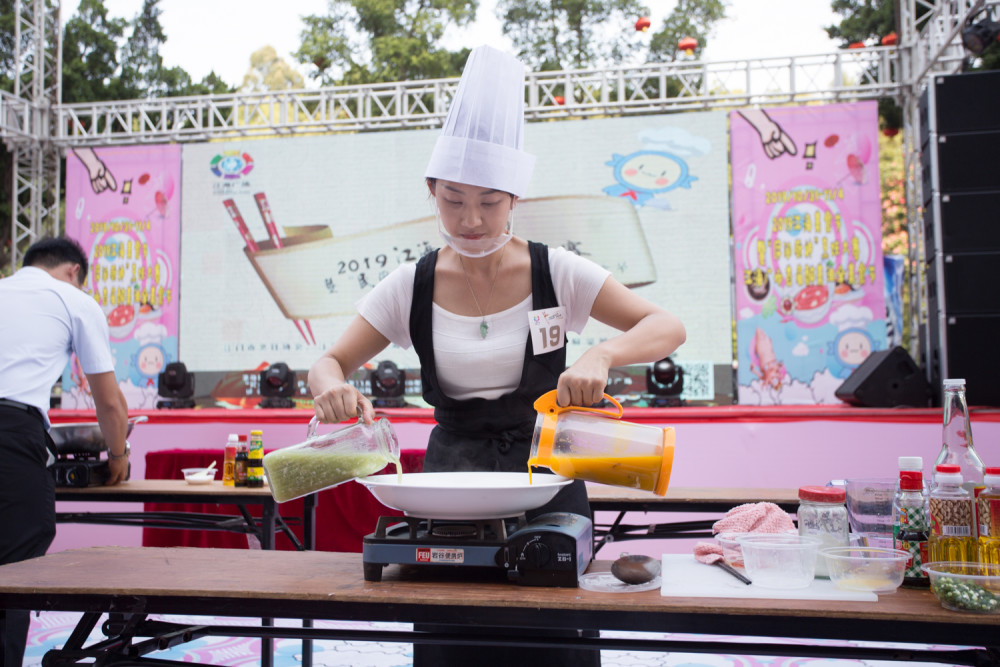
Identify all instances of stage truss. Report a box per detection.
[1,0,994,361]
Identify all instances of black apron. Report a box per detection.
[409,241,599,666]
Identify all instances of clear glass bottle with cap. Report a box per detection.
[797,485,848,577]
[935,379,985,497]
[928,463,976,563]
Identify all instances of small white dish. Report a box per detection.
[182,467,218,485]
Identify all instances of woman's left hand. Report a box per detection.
[556,348,611,407]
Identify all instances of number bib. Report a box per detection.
[528,307,567,355]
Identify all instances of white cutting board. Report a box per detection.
[660,555,877,602]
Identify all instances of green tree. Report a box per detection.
[61,0,127,103]
[295,0,476,85]
[646,0,727,64]
[496,0,648,71]
[117,0,168,98]
[1,0,15,93]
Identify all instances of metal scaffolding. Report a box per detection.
[0,0,992,355]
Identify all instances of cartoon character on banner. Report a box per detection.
[828,304,877,379]
[749,327,788,394]
[602,127,707,210]
[122,322,171,408]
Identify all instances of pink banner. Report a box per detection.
[63,145,182,409]
[730,102,887,405]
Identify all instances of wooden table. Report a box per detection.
[0,547,996,666]
[586,485,800,550]
[56,479,316,551]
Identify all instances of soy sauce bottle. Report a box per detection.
[234,441,249,487]
[894,467,929,588]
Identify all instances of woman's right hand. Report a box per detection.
[312,382,375,425]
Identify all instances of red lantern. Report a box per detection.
[882,127,900,138]
[678,36,698,54]
[881,32,898,46]
[553,96,565,106]
[848,41,866,49]
[635,16,651,32]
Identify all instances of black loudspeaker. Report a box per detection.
[835,347,931,408]
[920,70,1000,406]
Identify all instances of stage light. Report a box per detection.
[259,362,297,409]
[157,362,196,409]
[370,360,406,408]
[962,13,1000,55]
[645,357,685,408]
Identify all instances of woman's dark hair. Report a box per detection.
[23,237,90,283]
[425,177,516,204]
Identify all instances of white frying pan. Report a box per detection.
[357,472,571,520]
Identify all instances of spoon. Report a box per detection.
[611,554,661,585]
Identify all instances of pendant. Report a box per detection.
[480,319,489,339]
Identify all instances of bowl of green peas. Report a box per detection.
[921,562,1000,614]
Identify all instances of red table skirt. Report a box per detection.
[142,448,425,552]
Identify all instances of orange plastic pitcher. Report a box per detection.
[528,390,675,495]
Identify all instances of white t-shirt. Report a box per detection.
[358,247,610,400]
[0,266,114,423]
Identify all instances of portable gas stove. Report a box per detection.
[362,511,593,587]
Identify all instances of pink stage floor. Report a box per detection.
[25,611,970,666]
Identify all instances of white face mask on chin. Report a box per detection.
[437,210,514,258]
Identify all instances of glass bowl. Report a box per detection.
[821,546,909,593]
[715,531,749,568]
[921,562,1000,614]
[737,533,822,589]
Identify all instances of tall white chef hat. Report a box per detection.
[425,45,535,197]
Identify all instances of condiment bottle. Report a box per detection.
[234,440,249,487]
[929,463,976,563]
[797,485,848,578]
[893,465,929,588]
[977,467,1000,566]
[223,433,238,487]
[247,429,264,488]
[935,379,985,497]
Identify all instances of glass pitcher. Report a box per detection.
[263,416,400,503]
[528,390,675,495]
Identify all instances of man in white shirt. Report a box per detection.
[0,237,129,667]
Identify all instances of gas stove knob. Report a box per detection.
[521,541,550,569]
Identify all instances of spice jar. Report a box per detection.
[798,485,849,578]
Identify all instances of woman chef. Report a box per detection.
[309,45,685,666]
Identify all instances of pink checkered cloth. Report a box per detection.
[693,502,796,564]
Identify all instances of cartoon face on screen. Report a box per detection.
[603,150,697,208]
[835,328,873,368]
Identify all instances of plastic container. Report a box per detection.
[922,562,1000,614]
[798,485,849,577]
[844,477,896,549]
[528,390,674,495]
[820,546,909,593]
[737,533,822,589]
[262,417,400,503]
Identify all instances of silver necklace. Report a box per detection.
[458,244,506,339]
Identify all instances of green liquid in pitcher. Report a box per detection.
[264,449,400,503]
